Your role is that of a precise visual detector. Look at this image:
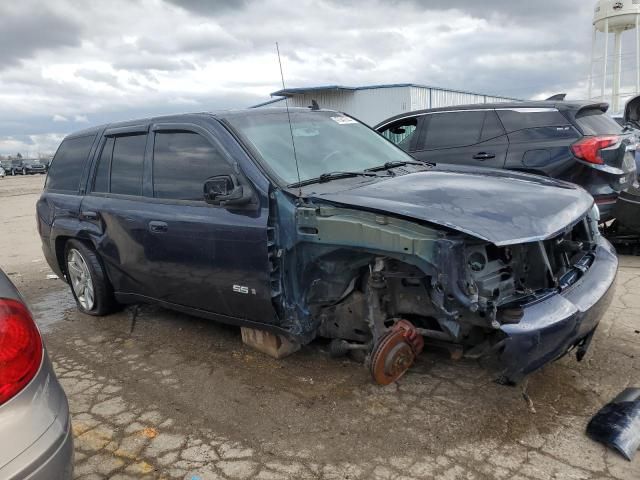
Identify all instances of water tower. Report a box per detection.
[589,0,640,112]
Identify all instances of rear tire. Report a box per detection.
[64,239,117,316]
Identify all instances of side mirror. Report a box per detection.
[390,126,406,134]
[204,174,252,207]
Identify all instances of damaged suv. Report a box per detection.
[37,108,617,385]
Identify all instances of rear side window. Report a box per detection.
[575,109,622,135]
[110,134,147,196]
[46,134,95,191]
[497,108,570,133]
[421,111,486,149]
[152,131,231,201]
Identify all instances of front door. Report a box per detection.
[140,124,275,323]
[411,110,508,169]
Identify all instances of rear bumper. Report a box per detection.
[572,154,636,222]
[613,184,640,232]
[498,235,617,383]
[41,239,64,279]
[17,415,74,480]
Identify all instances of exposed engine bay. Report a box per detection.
[272,196,602,385]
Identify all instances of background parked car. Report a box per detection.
[0,166,5,178]
[376,101,637,221]
[2,159,24,175]
[0,268,73,479]
[22,160,47,175]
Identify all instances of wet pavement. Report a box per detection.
[2,175,640,479]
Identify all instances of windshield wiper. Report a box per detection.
[288,171,382,188]
[364,160,427,172]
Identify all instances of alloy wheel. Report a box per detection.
[67,248,95,310]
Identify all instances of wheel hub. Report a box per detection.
[370,319,424,385]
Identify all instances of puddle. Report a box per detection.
[30,289,77,332]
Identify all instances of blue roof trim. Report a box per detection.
[268,83,522,101]
[249,97,286,108]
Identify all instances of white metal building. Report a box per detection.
[250,83,521,126]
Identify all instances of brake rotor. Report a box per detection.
[370,330,416,385]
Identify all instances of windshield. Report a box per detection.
[225,111,415,185]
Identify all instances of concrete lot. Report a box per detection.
[1,174,640,479]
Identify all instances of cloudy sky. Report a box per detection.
[0,0,602,155]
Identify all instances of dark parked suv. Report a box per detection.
[4,159,24,175]
[37,108,616,385]
[22,160,47,175]
[376,101,637,221]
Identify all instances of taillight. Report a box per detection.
[0,298,42,405]
[571,136,619,165]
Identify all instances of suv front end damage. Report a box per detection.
[270,191,617,385]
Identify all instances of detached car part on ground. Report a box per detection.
[0,269,73,479]
[376,101,637,222]
[38,108,617,385]
[587,388,640,461]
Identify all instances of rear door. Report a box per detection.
[80,125,151,296]
[497,107,580,177]
[410,110,508,168]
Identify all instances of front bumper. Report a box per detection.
[498,235,617,383]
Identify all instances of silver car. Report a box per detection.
[0,269,73,479]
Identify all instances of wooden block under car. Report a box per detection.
[240,327,300,359]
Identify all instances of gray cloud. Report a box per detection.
[0,0,600,155]
[74,69,121,87]
[0,5,82,69]
[164,0,254,15]
[389,0,584,21]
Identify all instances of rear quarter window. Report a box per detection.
[575,109,622,135]
[45,134,96,192]
[496,109,570,133]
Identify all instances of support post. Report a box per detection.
[636,14,640,95]
[603,18,609,102]
[589,27,597,100]
[613,30,622,112]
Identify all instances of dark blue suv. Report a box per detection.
[37,108,617,385]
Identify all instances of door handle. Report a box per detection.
[473,152,496,160]
[148,221,169,233]
[81,210,100,221]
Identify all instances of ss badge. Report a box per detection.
[233,285,255,295]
